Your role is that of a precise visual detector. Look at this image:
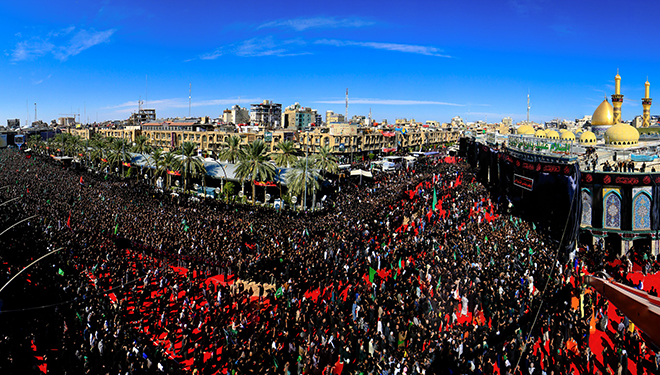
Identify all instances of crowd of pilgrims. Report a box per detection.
[0,146,629,374]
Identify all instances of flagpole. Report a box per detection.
[0,215,38,237]
[0,247,64,294]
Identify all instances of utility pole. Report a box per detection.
[527,91,530,123]
[345,88,348,122]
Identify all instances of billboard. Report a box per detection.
[0,134,7,148]
[14,134,24,148]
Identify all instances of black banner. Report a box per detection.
[581,172,660,187]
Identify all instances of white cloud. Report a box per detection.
[314,98,465,106]
[315,39,451,57]
[194,36,310,61]
[34,74,52,85]
[11,27,115,62]
[12,39,55,61]
[259,16,374,31]
[53,29,116,61]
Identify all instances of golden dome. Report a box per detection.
[517,125,533,134]
[546,130,560,139]
[604,123,639,147]
[579,131,597,144]
[560,131,576,140]
[591,99,614,126]
[535,129,546,138]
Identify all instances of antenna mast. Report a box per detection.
[34,103,37,124]
[146,74,148,108]
[526,91,530,123]
[345,88,348,122]
[189,83,192,118]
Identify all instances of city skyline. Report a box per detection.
[2,0,660,125]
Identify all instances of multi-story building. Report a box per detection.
[128,109,156,125]
[98,126,141,143]
[283,103,317,130]
[222,105,249,124]
[58,117,76,127]
[297,124,460,156]
[326,111,345,124]
[250,100,282,128]
[7,119,20,128]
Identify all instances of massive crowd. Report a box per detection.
[0,145,657,374]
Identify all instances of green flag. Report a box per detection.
[369,267,377,283]
[453,251,456,261]
[398,258,402,269]
[58,268,64,276]
[432,188,438,210]
[476,245,480,255]
[532,222,536,230]
[529,247,534,255]
[114,224,118,234]
[525,230,529,239]
[484,235,488,242]
[435,276,442,291]
[275,286,284,299]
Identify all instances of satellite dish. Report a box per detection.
[291,196,297,204]
[265,193,271,202]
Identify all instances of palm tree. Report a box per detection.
[148,148,164,185]
[66,135,83,159]
[28,135,41,150]
[132,135,152,180]
[107,138,131,176]
[218,135,244,163]
[272,140,298,199]
[272,140,298,168]
[132,135,151,155]
[158,151,180,189]
[285,157,320,210]
[309,145,338,209]
[89,135,107,168]
[235,139,276,204]
[312,145,339,177]
[176,142,206,192]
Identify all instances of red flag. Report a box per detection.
[67,211,71,228]
[80,176,84,185]
[339,284,351,302]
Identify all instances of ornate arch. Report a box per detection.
[633,188,652,230]
[603,189,622,229]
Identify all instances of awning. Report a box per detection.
[350,170,373,178]
[382,132,396,137]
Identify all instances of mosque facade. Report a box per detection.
[464,71,660,257]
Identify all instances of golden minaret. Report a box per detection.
[642,78,652,127]
[612,70,623,123]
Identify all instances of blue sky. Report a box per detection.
[2,0,660,125]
